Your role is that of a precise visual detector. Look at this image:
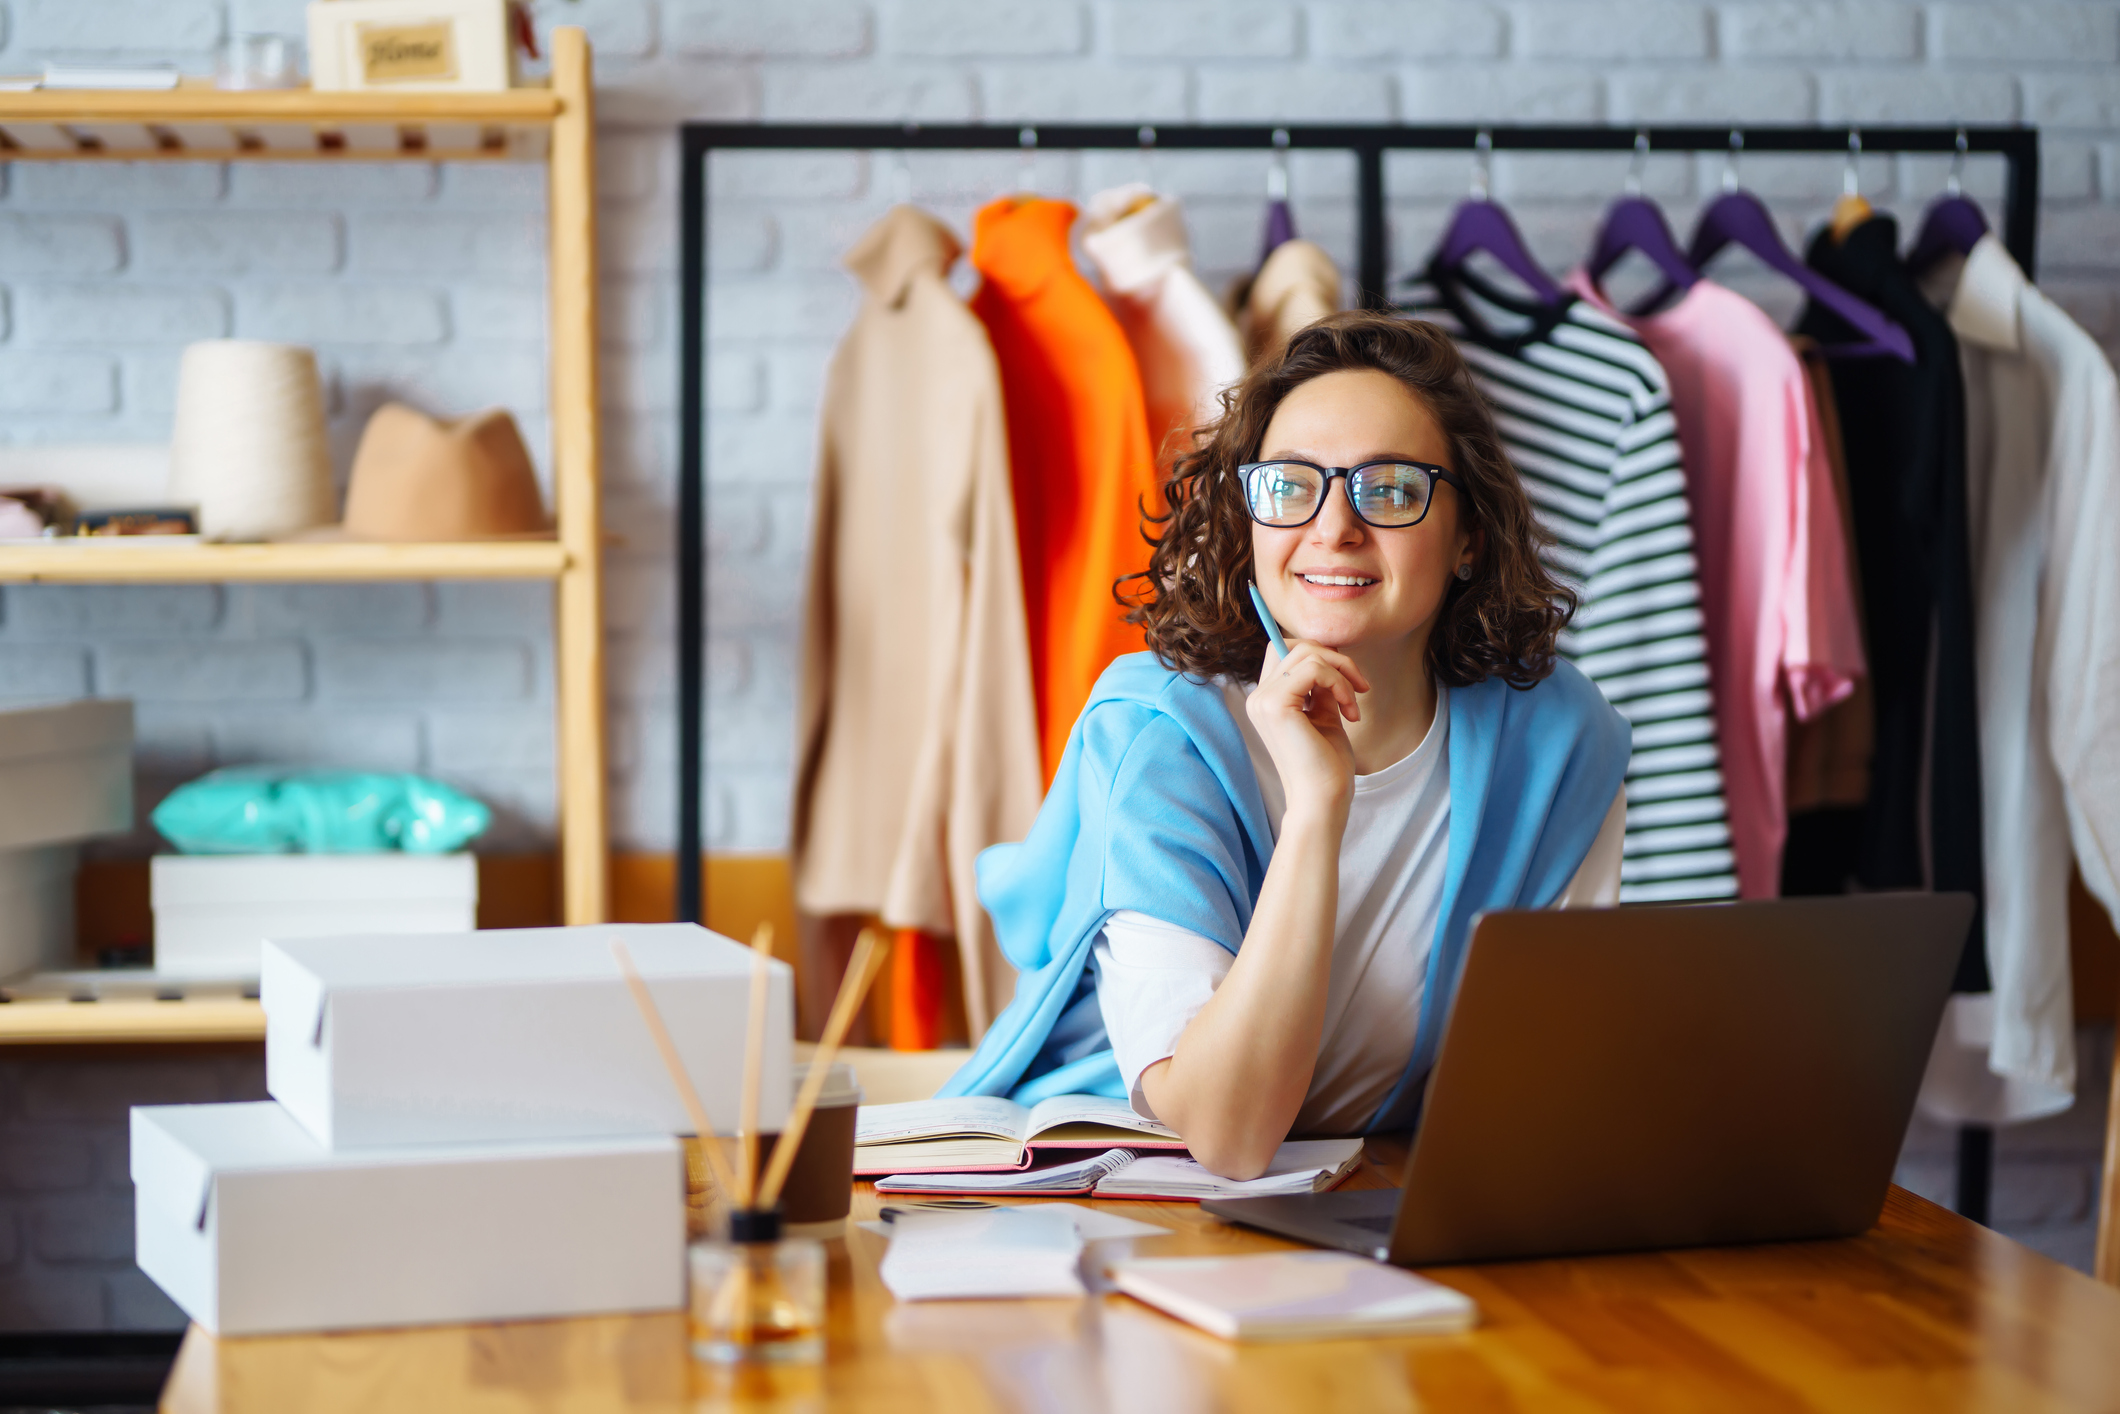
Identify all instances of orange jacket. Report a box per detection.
[971,196,1159,782]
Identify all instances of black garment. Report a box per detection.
[1793,217,1987,990]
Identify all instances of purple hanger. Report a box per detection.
[1906,129,1990,274]
[1430,131,1564,307]
[1259,128,1297,263]
[1434,199,1564,306]
[1260,197,1296,262]
[1688,189,1915,363]
[1905,196,1988,275]
[1587,197,1699,297]
[1586,136,1697,302]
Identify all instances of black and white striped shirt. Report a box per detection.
[1402,269,1738,902]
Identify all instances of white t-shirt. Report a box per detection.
[1091,680,1627,1136]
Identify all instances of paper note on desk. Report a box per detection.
[878,1207,1086,1301]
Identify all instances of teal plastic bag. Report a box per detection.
[151,768,492,855]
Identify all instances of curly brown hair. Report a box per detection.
[1120,309,1574,689]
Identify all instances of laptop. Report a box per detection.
[1202,894,1971,1266]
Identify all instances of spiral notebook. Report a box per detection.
[871,1139,1364,1201]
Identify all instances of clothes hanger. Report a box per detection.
[1584,131,1699,301]
[1827,129,1874,243]
[1906,129,1991,274]
[1429,130,1565,306]
[1119,125,1160,216]
[888,130,915,207]
[1260,126,1297,261]
[1687,130,1916,363]
[1013,125,1040,201]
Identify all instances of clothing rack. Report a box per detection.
[675,121,2043,1226]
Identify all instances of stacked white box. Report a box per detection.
[151,853,478,978]
[132,1102,683,1336]
[131,921,789,1334]
[0,699,133,979]
[262,922,792,1147]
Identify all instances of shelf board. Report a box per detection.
[0,85,560,162]
[0,539,569,583]
[0,998,264,1045]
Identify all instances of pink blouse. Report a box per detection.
[1569,273,1868,897]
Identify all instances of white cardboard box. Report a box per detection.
[0,699,132,851]
[0,843,77,980]
[264,922,793,1148]
[132,1101,682,1336]
[152,853,478,979]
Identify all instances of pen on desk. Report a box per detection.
[1247,580,1290,660]
[880,1201,1000,1223]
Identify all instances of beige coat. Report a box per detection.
[1240,238,1343,365]
[1081,185,1247,467]
[790,206,1043,1036]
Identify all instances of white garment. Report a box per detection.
[1915,234,2120,1123]
[1092,681,1628,1136]
[1080,185,1246,468]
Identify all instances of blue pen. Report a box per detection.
[1246,580,1290,659]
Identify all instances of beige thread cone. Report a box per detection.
[168,340,335,542]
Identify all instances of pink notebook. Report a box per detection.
[854,1095,1184,1175]
[1113,1251,1477,1341]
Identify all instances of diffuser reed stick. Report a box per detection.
[736,923,776,1209]
[757,927,889,1211]
[611,939,741,1204]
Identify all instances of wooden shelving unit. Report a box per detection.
[0,31,609,1044]
[0,540,571,582]
[0,999,264,1044]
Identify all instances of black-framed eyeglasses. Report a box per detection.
[1238,459,1465,530]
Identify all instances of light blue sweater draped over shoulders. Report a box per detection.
[939,650,1630,1133]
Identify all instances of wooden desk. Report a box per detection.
[159,1140,2120,1413]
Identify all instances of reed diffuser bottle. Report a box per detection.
[689,1208,824,1365]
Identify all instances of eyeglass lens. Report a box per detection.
[1246,463,1435,527]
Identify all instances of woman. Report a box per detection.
[941,311,1632,1179]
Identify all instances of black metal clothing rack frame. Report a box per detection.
[675,121,2042,1225]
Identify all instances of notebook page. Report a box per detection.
[855,1096,1031,1146]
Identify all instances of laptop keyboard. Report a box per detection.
[1341,1213,1395,1234]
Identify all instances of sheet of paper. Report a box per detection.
[1011,1203,1169,1241]
[877,1206,1086,1301]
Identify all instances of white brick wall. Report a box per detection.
[0,0,2109,856]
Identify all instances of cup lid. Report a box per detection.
[792,1060,862,1106]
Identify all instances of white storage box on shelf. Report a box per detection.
[0,698,135,979]
[263,922,793,1148]
[0,698,133,851]
[151,853,478,979]
[0,845,78,980]
[132,1101,682,1336]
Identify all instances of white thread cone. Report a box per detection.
[169,340,335,541]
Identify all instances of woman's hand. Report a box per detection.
[1247,639,1370,827]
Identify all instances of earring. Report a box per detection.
[1455,562,1473,581]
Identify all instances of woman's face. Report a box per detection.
[1250,368,1473,657]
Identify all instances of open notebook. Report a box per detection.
[855,1095,1184,1174]
[872,1139,1365,1201]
